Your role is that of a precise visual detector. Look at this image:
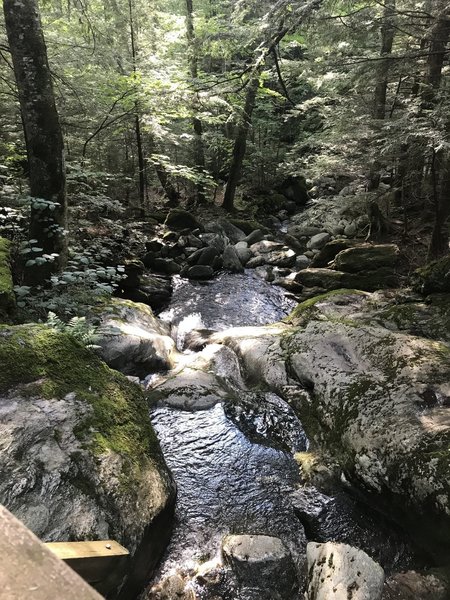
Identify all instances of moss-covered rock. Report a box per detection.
[214,293,450,560]
[295,267,399,293]
[0,238,15,317]
[332,243,400,273]
[228,218,268,235]
[413,255,450,294]
[0,324,175,596]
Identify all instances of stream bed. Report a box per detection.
[147,271,428,598]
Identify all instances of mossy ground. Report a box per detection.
[0,324,160,466]
[284,289,366,325]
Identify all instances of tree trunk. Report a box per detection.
[373,0,396,119]
[4,0,67,285]
[186,0,206,205]
[422,5,450,107]
[428,150,450,259]
[128,0,147,214]
[222,78,259,212]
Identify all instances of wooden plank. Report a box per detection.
[46,540,129,561]
[46,540,130,594]
[0,505,103,600]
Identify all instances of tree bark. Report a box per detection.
[222,78,259,212]
[186,0,206,205]
[422,5,450,106]
[128,0,147,214]
[4,0,67,284]
[373,0,396,119]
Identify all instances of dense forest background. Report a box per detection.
[0,0,449,313]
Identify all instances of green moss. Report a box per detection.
[0,238,15,316]
[0,324,160,466]
[284,289,366,325]
[227,218,268,235]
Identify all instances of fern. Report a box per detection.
[46,311,101,349]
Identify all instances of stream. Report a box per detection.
[147,271,427,598]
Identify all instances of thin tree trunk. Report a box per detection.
[4,0,67,284]
[373,0,396,119]
[428,149,450,259]
[222,78,259,212]
[128,0,146,214]
[422,5,450,107]
[186,0,206,205]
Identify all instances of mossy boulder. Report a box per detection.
[0,324,176,596]
[228,219,268,235]
[332,243,400,273]
[0,237,15,317]
[413,255,450,294]
[214,293,450,560]
[295,267,399,293]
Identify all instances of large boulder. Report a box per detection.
[0,324,176,598]
[0,238,15,317]
[215,292,450,559]
[90,298,175,378]
[294,267,399,293]
[305,542,384,600]
[333,244,400,273]
[222,534,298,599]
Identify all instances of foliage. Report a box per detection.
[46,311,100,349]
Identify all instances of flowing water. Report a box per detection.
[148,271,426,598]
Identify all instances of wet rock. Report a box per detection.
[187,265,215,280]
[223,245,244,273]
[165,209,202,231]
[382,570,449,600]
[90,298,175,378]
[0,324,176,598]
[222,534,298,598]
[309,232,331,250]
[333,244,400,273]
[305,542,384,600]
